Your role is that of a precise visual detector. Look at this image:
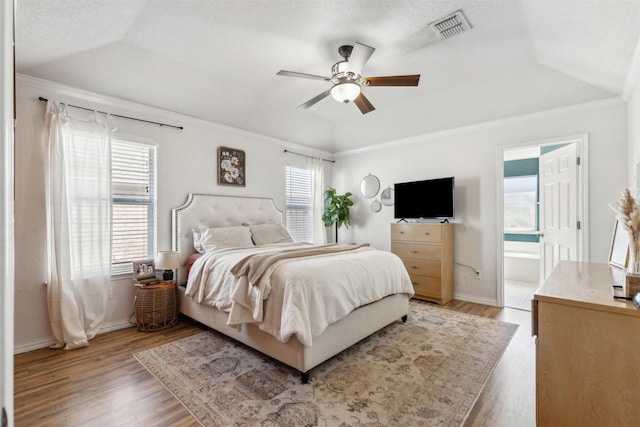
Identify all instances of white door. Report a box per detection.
[539,143,579,281]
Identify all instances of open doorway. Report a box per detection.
[503,146,541,310]
[497,134,589,310]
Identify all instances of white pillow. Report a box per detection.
[193,225,254,252]
[192,227,207,253]
[250,223,294,245]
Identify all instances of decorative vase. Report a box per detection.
[629,241,640,275]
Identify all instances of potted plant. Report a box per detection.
[322,187,353,242]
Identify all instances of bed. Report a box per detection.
[172,193,413,382]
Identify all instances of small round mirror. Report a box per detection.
[360,174,380,198]
[381,187,394,206]
[370,200,382,213]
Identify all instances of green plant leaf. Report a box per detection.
[322,187,353,230]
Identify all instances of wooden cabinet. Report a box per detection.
[390,222,453,304]
[532,262,640,425]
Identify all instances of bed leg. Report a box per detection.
[402,315,408,323]
[301,371,311,384]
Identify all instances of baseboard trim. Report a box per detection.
[453,293,499,307]
[14,320,135,354]
[100,319,136,334]
[14,338,57,354]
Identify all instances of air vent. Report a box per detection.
[429,10,473,40]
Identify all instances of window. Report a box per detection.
[111,139,157,275]
[285,165,312,242]
[504,175,537,232]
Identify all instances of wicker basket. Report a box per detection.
[134,282,178,331]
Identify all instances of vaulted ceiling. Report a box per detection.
[15,0,640,153]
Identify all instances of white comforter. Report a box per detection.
[185,242,414,346]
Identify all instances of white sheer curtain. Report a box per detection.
[308,157,326,244]
[44,102,113,350]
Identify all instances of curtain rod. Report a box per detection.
[284,149,335,163]
[38,97,184,130]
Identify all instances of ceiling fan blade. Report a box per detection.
[353,93,375,114]
[277,70,330,81]
[364,75,421,86]
[298,89,332,109]
[346,42,375,74]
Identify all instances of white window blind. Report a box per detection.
[111,139,157,275]
[285,165,312,242]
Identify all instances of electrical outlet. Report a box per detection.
[108,287,114,299]
[474,270,481,280]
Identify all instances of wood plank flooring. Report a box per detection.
[14,301,535,426]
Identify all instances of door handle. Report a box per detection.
[536,232,544,238]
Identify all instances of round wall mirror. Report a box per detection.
[360,173,380,198]
[381,187,394,206]
[370,200,382,213]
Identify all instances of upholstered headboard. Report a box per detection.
[171,193,284,284]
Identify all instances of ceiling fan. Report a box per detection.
[277,42,420,114]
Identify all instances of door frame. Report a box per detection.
[496,133,590,307]
[1,1,14,425]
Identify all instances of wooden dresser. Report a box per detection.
[390,222,453,304]
[532,262,640,425]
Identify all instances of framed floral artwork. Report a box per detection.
[218,146,245,186]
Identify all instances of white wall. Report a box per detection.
[629,78,640,187]
[332,100,628,305]
[14,75,333,352]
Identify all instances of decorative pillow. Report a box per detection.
[250,223,294,245]
[192,227,207,253]
[185,253,203,279]
[200,225,254,251]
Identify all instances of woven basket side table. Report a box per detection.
[134,281,178,331]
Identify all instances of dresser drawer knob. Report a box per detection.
[424,232,430,235]
[411,250,419,254]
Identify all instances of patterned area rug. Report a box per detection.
[134,301,517,426]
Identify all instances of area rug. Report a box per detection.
[134,301,517,426]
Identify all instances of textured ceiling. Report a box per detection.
[15,0,640,153]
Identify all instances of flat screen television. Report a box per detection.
[394,177,455,220]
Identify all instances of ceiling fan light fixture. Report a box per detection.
[331,82,361,103]
[279,41,419,113]
[333,60,349,75]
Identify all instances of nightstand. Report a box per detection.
[134,281,178,331]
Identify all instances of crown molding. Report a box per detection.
[17,74,335,160]
[334,96,625,157]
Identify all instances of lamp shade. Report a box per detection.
[330,82,361,103]
[155,251,180,281]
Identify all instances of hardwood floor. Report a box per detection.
[447,301,536,427]
[14,319,207,426]
[14,301,535,426]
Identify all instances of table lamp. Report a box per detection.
[155,251,180,281]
